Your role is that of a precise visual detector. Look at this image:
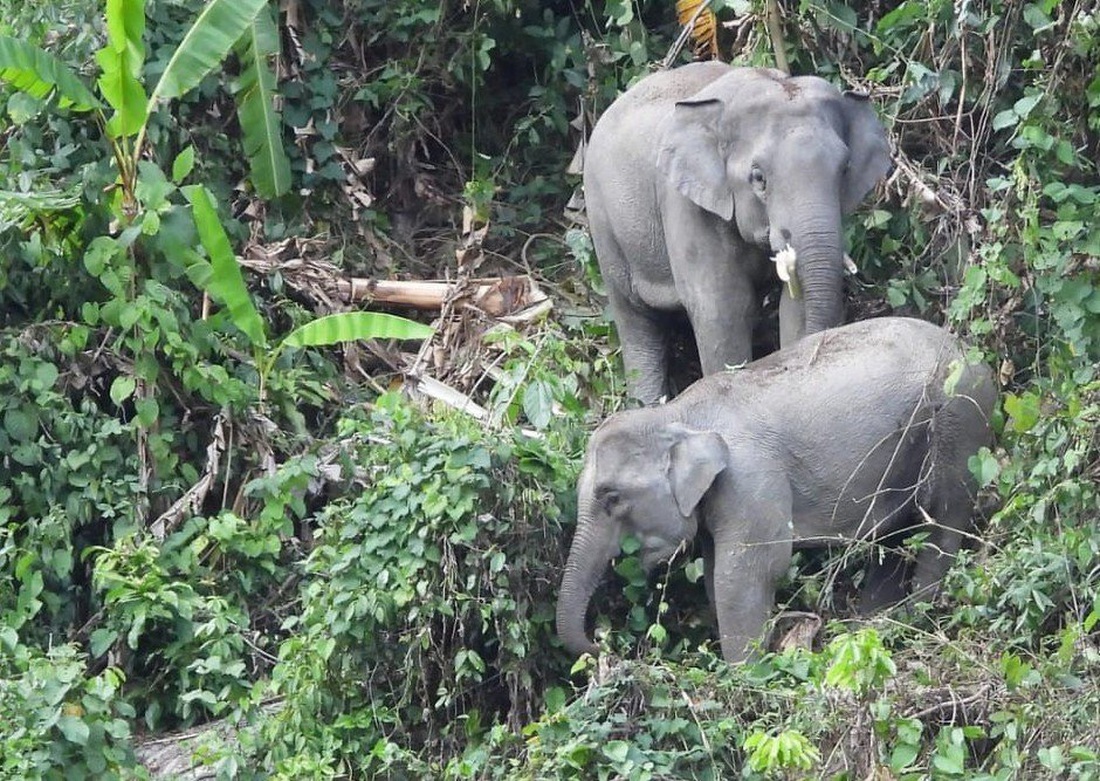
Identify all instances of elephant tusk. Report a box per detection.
[772,244,801,299]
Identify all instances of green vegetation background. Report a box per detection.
[0,0,1097,778]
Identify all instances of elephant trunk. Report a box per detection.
[556,480,617,657]
[777,202,845,335]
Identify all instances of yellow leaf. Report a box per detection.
[676,0,719,59]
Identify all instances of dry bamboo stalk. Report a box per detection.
[338,275,550,319]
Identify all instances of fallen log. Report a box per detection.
[238,251,552,321]
[338,274,551,322]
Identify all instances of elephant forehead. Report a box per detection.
[595,446,664,481]
[705,72,837,108]
[769,128,849,168]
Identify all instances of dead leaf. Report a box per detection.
[676,0,720,58]
[772,611,822,653]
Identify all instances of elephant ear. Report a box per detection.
[840,92,893,214]
[656,98,734,220]
[667,428,728,518]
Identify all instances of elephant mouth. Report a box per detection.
[641,542,683,572]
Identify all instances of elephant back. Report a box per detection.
[676,317,988,425]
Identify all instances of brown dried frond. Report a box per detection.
[676,0,719,59]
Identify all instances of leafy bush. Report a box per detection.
[251,393,583,774]
[0,642,142,779]
[0,0,1098,777]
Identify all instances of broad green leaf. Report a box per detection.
[97,0,147,137]
[0,36,101,111]
[135,397,159,427]
[1013,93,1042,119]
[967,447,1000,487]
[96,50,146,137]
[172,145,196,183]
[602,740,630,763]
[521,379,553,429]
[1004,391,1040,432]
[135,160,175,212]
[83,236,121,278]
[3,407,38,442]
[105,0,146,76]
[32,362,58,393]
[606,0,633,26]
[543,686,566,713]
[991,109,1018,131]
[234,7,291,197]
[889,743,919,771]
[181,250,214,290]
[109,376,136,406]
[57,715,90,745]
[282,312,433,349]
[184,185,266,346]
[0,187,81,231]
[5,92,42,123]
[1022,3,1054,31]
[149,0,268,104]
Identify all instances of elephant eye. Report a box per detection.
[749,166,766,189]
[598,489,622,514]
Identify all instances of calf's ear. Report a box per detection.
[667,429,728,517]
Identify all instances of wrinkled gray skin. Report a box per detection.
[557,318,996,663]
[585,63,892,403]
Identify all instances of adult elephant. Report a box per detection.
[584,63,892,403]
[556,318,996,663]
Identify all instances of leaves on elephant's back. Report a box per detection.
[675,0,719,59]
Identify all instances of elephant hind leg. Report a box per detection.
[859,543,911,613]
[607,291,674,404]
[849,474,921,612]
[910,471,978,599]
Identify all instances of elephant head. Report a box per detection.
[656,69,891,337]
[556,416,728,657]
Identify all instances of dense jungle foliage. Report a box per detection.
[0,0,1097,777]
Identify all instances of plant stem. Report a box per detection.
[765,0,789,74]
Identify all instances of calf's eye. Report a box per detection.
[599,489,622,514]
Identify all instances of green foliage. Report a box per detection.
[0,644,142,779]
[0,0,1098,776]
[97,0,147,138]
[0,36,102,110]
[483,319,623,430]
[823,628,896,696]
[0,333,140,636]
[186,180,432,393]
[234,6,292,198]
[280,312,435,349]
[743,728,820,775]
[147,0,268,103]
[186,183,268,347]
[463,654,744,780]
[253,393,580,773]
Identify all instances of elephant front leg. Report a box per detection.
[608,292,671,404]
[710,531,793,663]
[664,204,762,374]
[683,280,758,376]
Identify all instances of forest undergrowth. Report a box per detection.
[0,0,1097,778]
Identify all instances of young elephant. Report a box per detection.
[557,318,996,663]
[585,63,892,404]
